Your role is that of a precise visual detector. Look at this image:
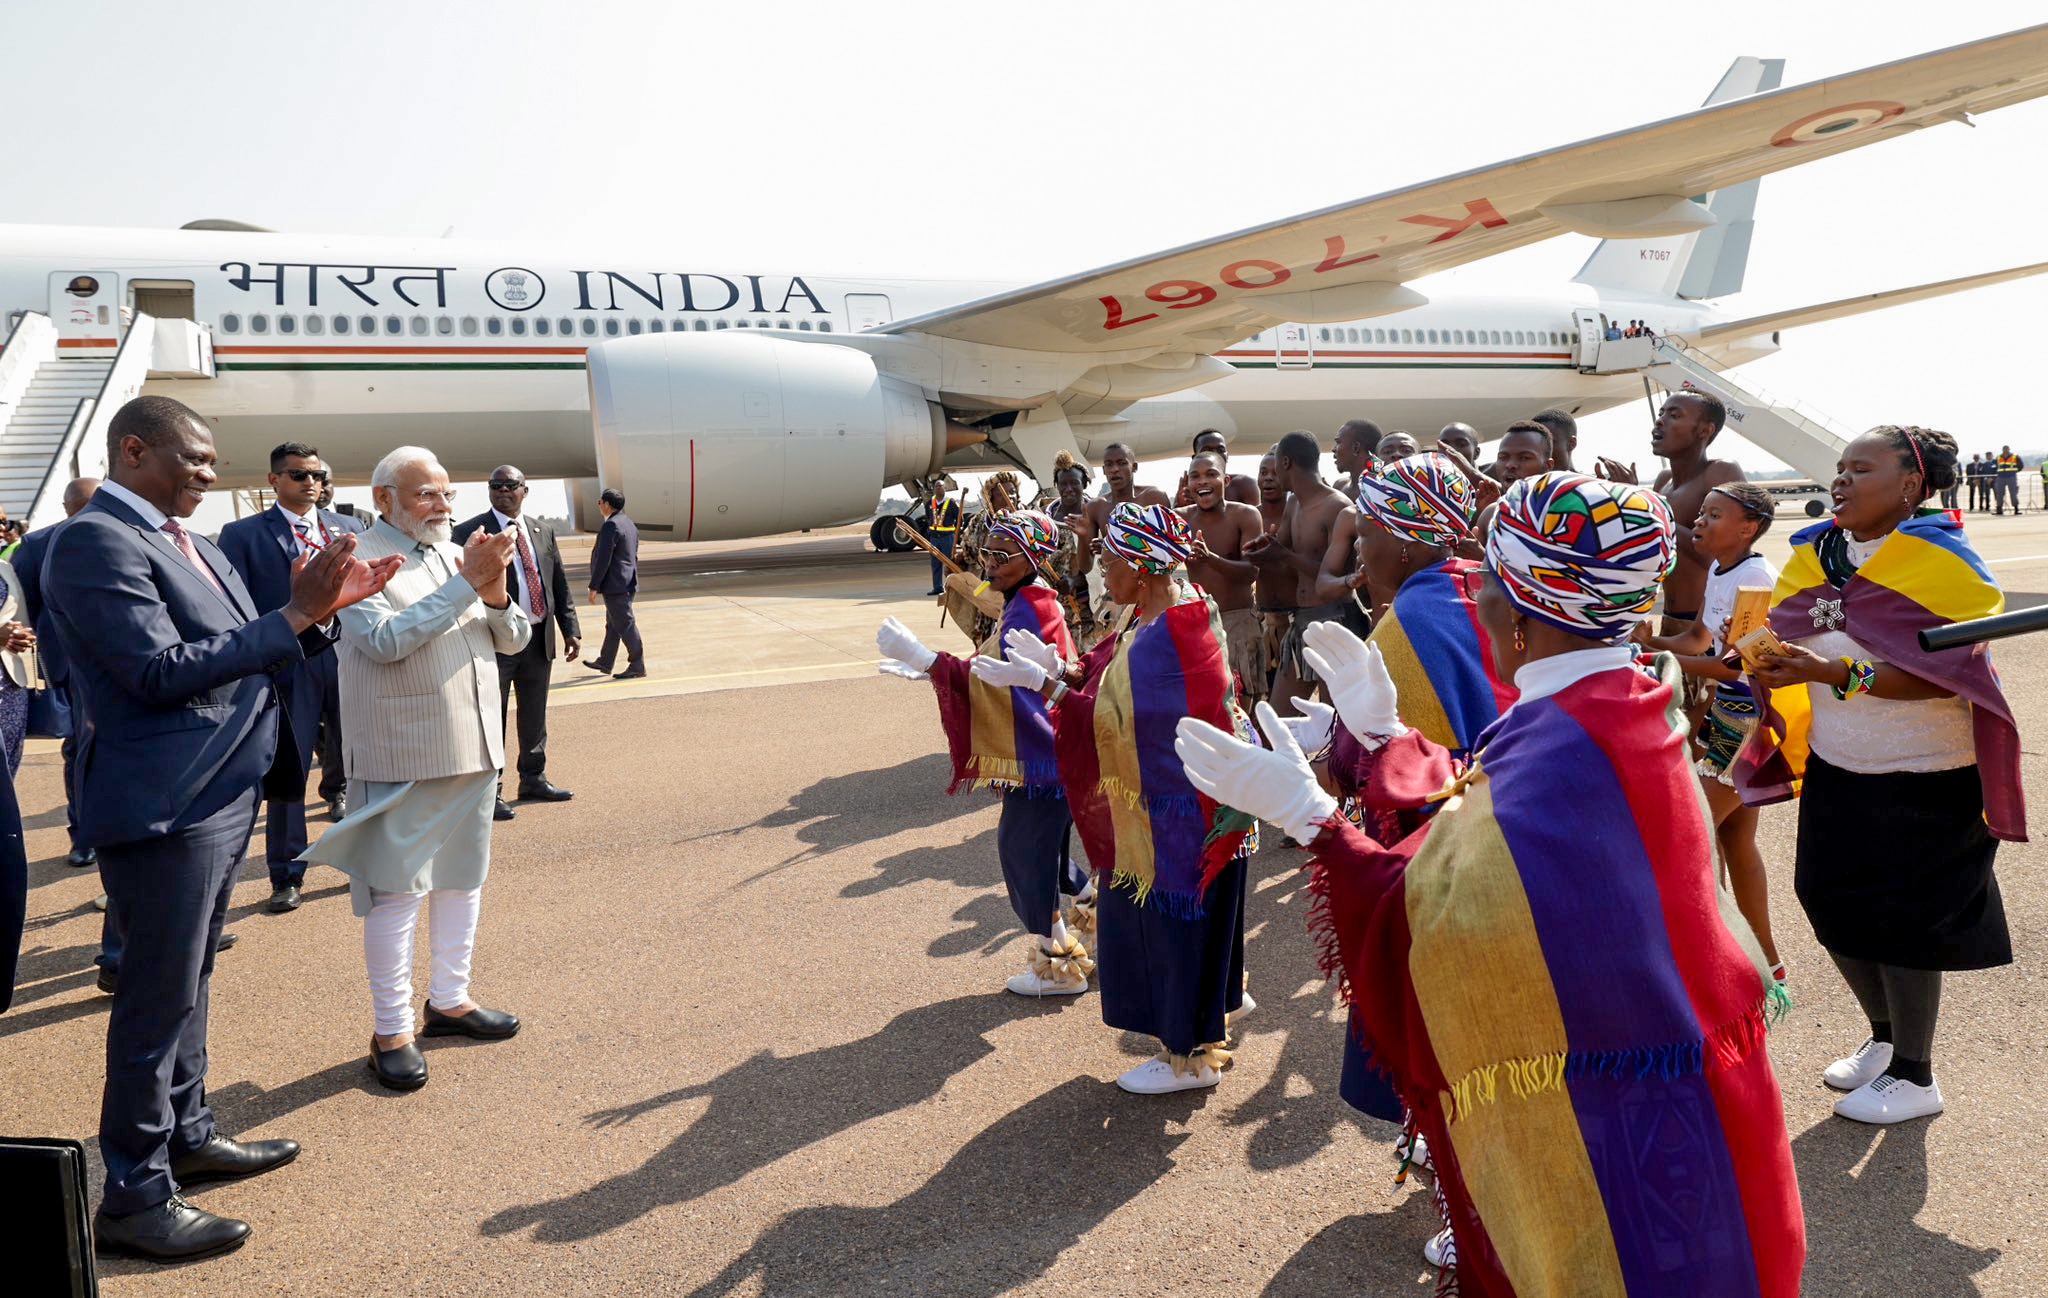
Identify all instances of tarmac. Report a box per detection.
[3,513,2046,1296]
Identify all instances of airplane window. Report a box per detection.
[485,317,503,336]
[580,318,598,336]
[736,319,749,328]
[383,316,401,335]
[602,319,620,336]
[715,319,729,329]
[1317,328,1329,342]
[1400,329,1412,343]
[278,314,296,335]
[534,318,551,336]
[461,316,480,337]
[625,319,641,336]
[304,315,324,336]
[797,320,811,331]
[220,313,241,333]
[1375,329,1386,343]
[409,317,429,336]
[646,319,663,333]
[559,317,573,334]
[434,316,453,336]
[693,319,707,331]
[360,315,376,334]
[819,322,833,332]
[512,317,528,336]
[250,313,270,335]
[1426,329,1437,344]
[1490,330,1500,345]
[332,315,350,336]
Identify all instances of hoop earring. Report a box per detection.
[1513,619,1525,653]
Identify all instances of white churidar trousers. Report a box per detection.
[364,886,483,1036]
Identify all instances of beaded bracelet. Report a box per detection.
[1831,657,1876,701]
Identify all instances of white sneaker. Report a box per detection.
[1233,989,1257,1017]
[1833,1074,1944,1124]
[1822,1038,1893,1092]
[1422,1226,1455,1270]
[1116,1058,1221,1095]
[1005,969,1087,997]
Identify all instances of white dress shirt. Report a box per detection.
[491,509,543,618]
[272,501,330,555]
[96,478,168,530]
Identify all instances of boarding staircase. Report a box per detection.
[1645,337,1850,487]
[0,311,214,530]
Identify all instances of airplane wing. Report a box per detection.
[1684,260,2048,341]
[882,24,2048,355]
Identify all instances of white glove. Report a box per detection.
[970,650,1049,691]
[1274,699,1337,755]
[877,659,929,682]
[1175,700,1339,844]
[1301,622,1407,746]
[1004,627,1062,678]
[877,616,937,673]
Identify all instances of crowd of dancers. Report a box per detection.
[879,413,2020,1296]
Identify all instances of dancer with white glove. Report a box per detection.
[876,511,1094,996]
[1177,473,1803,1298]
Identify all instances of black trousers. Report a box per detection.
[498,639,553,787]
[97,788,259,1216]
[60,681,83,851]
[316,682,346,805]
[599,592,642,669]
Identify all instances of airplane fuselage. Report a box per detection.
[0,224,1730,488]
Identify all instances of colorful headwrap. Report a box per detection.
[1486,472,1676,641]
[986,509,1062,565]
[1103,502,1193,574]
[1356,452,1476,549]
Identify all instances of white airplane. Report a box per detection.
[4,25,2047,541]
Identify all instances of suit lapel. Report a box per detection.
[135,518,246,622]
[265,507,299,562]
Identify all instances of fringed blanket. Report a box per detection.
[1056,598,1253,915]
[1735,512,2025,841]
[1309,665,1802,1297]
[929,583,1073,795]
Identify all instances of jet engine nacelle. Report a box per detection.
[586,332,946,541]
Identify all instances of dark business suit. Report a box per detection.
[45,488,331,1217]
[588,510,642,669]
[452,509,578,787]
[0,750,21,1013]
[218,506,366,885]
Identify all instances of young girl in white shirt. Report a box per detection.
[1639,483,1783,979]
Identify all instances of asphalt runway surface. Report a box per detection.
[5,516,2047,1295]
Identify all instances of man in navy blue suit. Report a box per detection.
[45,396,398,1262]
[12,475,101,869]
[218,442,367,912]
[583,487,645,679]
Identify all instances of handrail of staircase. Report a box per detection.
[24,312,156,531]
[0,312,59,432]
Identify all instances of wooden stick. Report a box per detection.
[893,517,967,575]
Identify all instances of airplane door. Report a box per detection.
[844,293,893,333]
[1275,322,1314,370]
[49,271,122,342]
[1573,310,1603,370]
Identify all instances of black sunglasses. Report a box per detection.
[281,468,330,483]
[489,478,526,491]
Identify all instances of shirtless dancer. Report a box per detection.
[1330,418,1382,499]
[1245,430,1353,711]
[1193,429,1262,505]
[1081,441,1173,630]
[1597,391,1743,632]
[1254,450,1291,690]
[1179,451,1267,703]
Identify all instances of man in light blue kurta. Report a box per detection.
[298,446,530,1090]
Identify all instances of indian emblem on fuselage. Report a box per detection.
[486,266,544,312]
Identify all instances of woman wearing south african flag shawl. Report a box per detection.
[1179,472,1803,1298]
[1740,426,2020,1127]
[875,509,1096,998]
[980,501,1256,1095]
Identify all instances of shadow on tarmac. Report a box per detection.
[478,992,1080,1244]
[732,753,980,885]
[1791,1114,1998,1295]
[683,1077,1200,1298]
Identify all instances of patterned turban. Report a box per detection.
[986,509,1062,565]
[1486,471,1676,640]
[1356,452,1476,549]
[1103,502,1193,574]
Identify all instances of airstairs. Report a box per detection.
[0,312,214,529]
[1644,337,1850,487]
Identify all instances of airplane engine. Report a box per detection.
[586,332,947,541]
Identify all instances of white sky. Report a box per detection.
[6,0,2046,513]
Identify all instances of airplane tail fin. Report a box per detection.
[1571,56,1785,300]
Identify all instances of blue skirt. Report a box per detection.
[996,790,1083,937]
[1095,856,1247,1057]
[1338,1017,1405,1123]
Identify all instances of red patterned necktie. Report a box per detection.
[161,519,226,595]
[512,523,545,619]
